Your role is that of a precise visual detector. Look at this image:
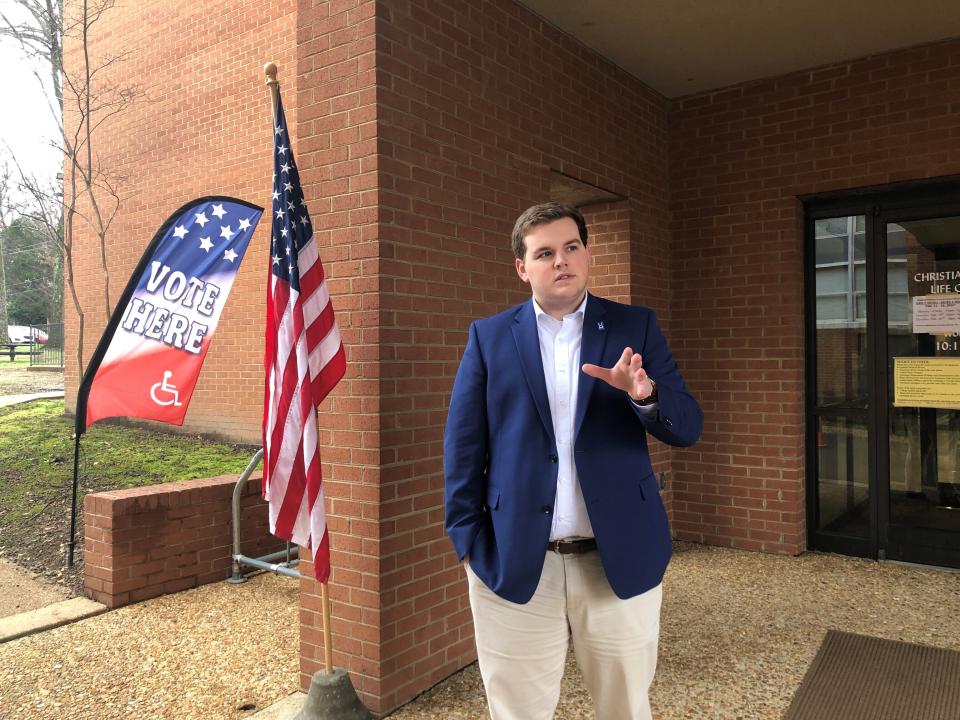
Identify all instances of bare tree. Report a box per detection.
[3,0,141,376]
[0,164,15,345]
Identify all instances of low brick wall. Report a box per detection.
[83,473,286,608]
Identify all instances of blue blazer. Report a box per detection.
[444,294,703,604]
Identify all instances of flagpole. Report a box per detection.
[264,60,335,677]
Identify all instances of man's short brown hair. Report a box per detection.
[511,202,588,259]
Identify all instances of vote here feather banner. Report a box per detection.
[76,197,264,434]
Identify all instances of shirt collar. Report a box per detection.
[533,292,588,324]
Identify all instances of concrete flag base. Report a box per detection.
[293,668,373,720]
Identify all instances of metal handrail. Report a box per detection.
[228,448,300,583]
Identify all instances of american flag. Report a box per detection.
[263,87,345,582]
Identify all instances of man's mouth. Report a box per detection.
[555,274,573,282]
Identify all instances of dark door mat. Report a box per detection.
[784,630,960,720]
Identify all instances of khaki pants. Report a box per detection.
[467,551,662,720]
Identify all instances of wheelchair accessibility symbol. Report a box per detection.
[150,370,183,407]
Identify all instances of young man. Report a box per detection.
[444,202,703,720]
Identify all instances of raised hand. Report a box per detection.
[582,347,655,403]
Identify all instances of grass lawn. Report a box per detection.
[0,399,258,593]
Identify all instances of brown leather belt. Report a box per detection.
[548,538,597,554]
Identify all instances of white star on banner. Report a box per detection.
[224,248,238,262]
[272,190,280,201]
[220,225,235,241]
[238,218,252,232]
[272,254,281,265]
[284,182,293,192]
[275,124,283,136]
[278,144,288,155]
[280,226,288,237]
[173,225,188,239]
[211,203,227,219]
[280,162,291,174]
[287,200,294,210]
[199,236,213,252]
[195,212,209,227]
[300,216,309,226]
[275,208,284,219]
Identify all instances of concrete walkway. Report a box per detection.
[0,390,64,408]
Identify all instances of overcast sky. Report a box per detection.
[0,6,62,204]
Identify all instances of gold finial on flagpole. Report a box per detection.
[264,62,280,123]
[264,61,278,86]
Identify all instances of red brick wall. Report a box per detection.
[69,1,960,715]
[84,474,283,608]
[63,0,298,442]
[669,38,960,554]
[294,0,383,707]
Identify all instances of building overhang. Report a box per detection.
[518,0,960,97]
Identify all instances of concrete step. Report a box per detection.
[0,596,107,643]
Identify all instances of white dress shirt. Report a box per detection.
[533,294,659,541]
[533,294,595,540]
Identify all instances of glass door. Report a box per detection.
[809,215,873,558]
[806,185,960,569]
[883,214,960,567]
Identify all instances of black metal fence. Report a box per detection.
[29,323,64,368]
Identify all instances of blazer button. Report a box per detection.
[549,454,558,463]
[541,505,552,514]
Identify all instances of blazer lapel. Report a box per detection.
[512,300,555,443]
[575,294,609,439]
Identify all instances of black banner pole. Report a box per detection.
[67,430,82,567]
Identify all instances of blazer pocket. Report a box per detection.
[638,473,660,502]
[485,486,501,511]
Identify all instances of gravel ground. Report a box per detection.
[391,542,960,720]
[1,543,957,720]
[0,572,298,720]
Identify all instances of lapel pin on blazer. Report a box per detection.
[597,321,605,331]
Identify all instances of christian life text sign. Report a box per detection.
[894,357,960,409]
[912,295,960,334]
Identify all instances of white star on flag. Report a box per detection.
[199,236,213,252]
[211,203,227,219]
[195,212,209,227]
[238,218,252,231]
[224,248,238,262]
[173,225,188,239]
[220,225,235,241]
[272,254,281,265]
[280,162,291,174]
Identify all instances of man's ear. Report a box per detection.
[515,258,529,283]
